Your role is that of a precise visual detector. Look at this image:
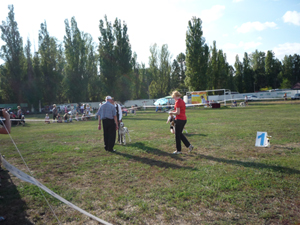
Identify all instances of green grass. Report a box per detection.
[1,102,300,224]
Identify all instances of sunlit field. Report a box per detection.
[1,101,300,225]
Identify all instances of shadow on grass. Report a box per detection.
[115,151,195,170]
[129,142,185,161]
[198,154,300,175]
[0,169,34,225]
[185,133,207,137]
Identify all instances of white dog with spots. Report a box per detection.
[119,122,131,145]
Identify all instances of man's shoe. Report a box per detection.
[172,151,182,154]
[188,145,194,153]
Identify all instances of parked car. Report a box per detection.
[291,93,300,100]
[246,95,258,101]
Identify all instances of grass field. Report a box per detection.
[1,102,300,225]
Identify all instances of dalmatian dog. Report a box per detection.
[239,102,245,107]
[119,122,131,145]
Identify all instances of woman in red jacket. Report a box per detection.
[170,91,193,154]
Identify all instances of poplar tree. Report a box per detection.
[32,52,43,105]
[24,38,38,107]
[185,17,209,91]
[139,63,152,99]
[265,50,277,89]
[131,52,140,99]
[99,15,117,97]
[85,34,100,102]
[113,18,133,102]
[234,55,243,93]
[148,44,171,98]
[0,5,25,103]
[38,21,60,105]
[243,52,254,92]
[171,59,180,90]
[177,53,186,90]
[250,50,266,90]
[64,17,87,102]
[209,40,218,90]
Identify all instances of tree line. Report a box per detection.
[0,5,299,108]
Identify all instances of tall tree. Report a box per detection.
[32,51,44,106]
[177,53,186,90]
[171,59,181,90]
[148,44,172,98]
[55,43,66,103]
[39,21,60,105]
[234,55,243,93]
[250,50,266,91]
[113,18,132,102]
[139,63,152,99]
[291,54,300,85]
[185,17,209,91]
[0,5,25,103]
[265,50,277,89]
[99,15,117,97]
[227,65,236,92]
[273,58,282,89]
[24,38,38,107]
[243,52,254,92]
[64,17,87,102]
[131,52,140,99]
[85,34,100,102]
[217,49,228,89]
[208,40,218,90]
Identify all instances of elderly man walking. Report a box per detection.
[97,96,119,152]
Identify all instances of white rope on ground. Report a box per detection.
[0,118,62,224]
[1,157,113,225]
[0,118,113,225]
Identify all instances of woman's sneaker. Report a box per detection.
[173,151,182,154]
[188,145,194,152]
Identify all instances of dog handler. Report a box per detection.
[97,96,119,152]
[170,91,193,154]
[114,100,122,143]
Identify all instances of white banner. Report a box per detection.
[1,156,112,225]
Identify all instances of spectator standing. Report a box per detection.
[52,104,58,122]
[244,95,248,106]
[170,91,193,154]
[16,106,22,126]
[80,104,84,114]
[97,96,118,152]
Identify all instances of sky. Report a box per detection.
[0,0,300,67]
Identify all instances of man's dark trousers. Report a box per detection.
[102,119,116,151]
